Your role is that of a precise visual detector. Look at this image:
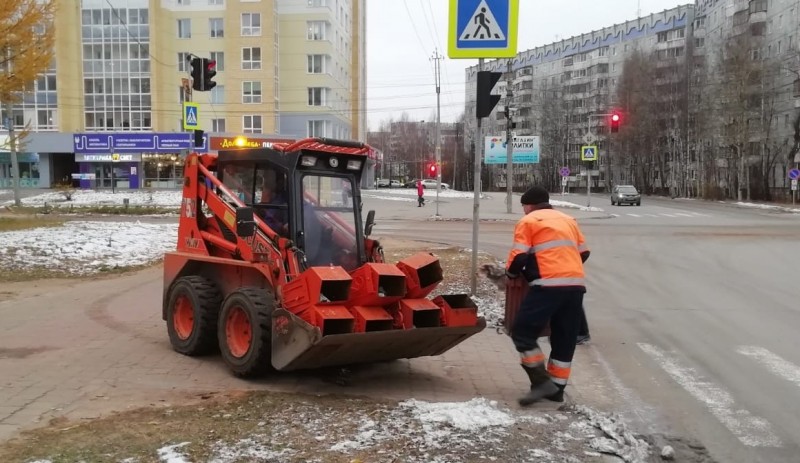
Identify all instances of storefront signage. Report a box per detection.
[75,153,143,163]
[209,136,295,151]
[73,132,208,154]
[71,173,97,180]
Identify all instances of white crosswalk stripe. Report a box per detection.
[610,211,713,220]
[737,346,800,389]
[638,343,782,447]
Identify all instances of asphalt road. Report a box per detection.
[369,192,800,463]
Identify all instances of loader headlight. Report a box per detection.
[329,157,339,168]
[301,155,317,167]
[347,160,361,170]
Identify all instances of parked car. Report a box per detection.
[405,179,450,190]
[376,179,402,188]
[611,185,641,206]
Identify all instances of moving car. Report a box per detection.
[404,179,450,190]
[611,185,641,206]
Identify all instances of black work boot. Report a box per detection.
[544,384,566,403]
[519,365,560,406]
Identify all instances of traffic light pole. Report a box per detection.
[470,59,484,296]
[431,49,443,218]
[505,59,514,214]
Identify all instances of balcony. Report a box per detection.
[749,11,767,24]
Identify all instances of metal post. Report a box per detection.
[4,44,21,207]
[470,59,484,296]
[505,58,514,214]
[431,49,443,217]
[587,162,592,208]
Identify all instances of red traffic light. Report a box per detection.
[428,163,437,177]
[611,113,620,122]
[207,60,216,71]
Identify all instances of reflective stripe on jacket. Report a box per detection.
[505,207,589,288]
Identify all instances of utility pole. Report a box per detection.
[4,45,21,207]
[505,58,514,214]
[431,49,444,217]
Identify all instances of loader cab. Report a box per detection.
[217,147,366,272]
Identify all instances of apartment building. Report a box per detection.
[276,0,365,141]
[0,0,366,190]
[463,5,695,191]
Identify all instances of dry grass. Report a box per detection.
[0,216,63,232]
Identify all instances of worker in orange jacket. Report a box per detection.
[505,186,590,405]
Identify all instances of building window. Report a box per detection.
[178,52,190,72]
[208,0,223,4]
[307,120,328,137]
[308,0,327,7]
[308,87,326,106]
[307,54,325,73]
[212,118,225,132]
[243,115,262,133]
[242,81,262,103]
[657,32,667,43]
[210,51,224,71]
[695,38,705,48]
[242,47,261,70]
[178,19,191,38]
[307,20,327,41]
[211,85,224,104]
[209,18,224,38]
[241,13,261,36]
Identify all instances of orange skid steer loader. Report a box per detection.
[162,138,486,377]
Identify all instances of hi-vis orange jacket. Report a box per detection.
[505,205,590,290]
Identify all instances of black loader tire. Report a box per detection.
[218,287,275,378]
[166,276,222,356]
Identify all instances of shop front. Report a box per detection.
[0,151,41,188]
[75,153,141,189]
[72,131,208,190]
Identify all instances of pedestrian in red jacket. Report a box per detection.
[417,180,425,207]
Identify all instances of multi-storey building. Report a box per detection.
[465,1,800,198]
[0,0,366,190]
[464,5,695,192]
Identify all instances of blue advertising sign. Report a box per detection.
[483,135,539,164]
[72,132,208,154]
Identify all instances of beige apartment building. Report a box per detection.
[0,0,366,190]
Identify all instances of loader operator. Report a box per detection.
[259,169,289,236]
[504,186,590,406]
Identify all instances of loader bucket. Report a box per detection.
[271,308,486,371]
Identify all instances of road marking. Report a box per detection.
[737,346,800,388]
[626,213,642,217]
[659,213,677,218]
[674,213,694,217]
[645,214,659,218]
[609,213,620,217]
[690,211,711,216]
[638,343,782,447]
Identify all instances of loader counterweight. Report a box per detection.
[162,137,485,377]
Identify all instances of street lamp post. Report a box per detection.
[3,42,22,207]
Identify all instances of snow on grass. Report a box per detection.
[734,201,800,214]
[0,220,178,274]
[2,189,182,208]
[157,442,191,463]
[400,397,515,431]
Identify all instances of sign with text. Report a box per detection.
[484,135,539,164]
[75,153,143,163]
[210,136,295,151]
[73,132,208,154]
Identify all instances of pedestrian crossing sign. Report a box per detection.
[183,102,199,130]
[448,0,519,59]
[581,145,598,162]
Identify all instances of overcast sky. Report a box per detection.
[365,0,689,131]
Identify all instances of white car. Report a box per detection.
[420,179,449,190]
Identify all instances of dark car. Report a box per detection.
[611,185,641,206]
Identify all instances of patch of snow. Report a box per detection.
[550,199,605,212]
[572,405,650,463]
[328,417,392,452]
[209,437,295,463]
[2,189,182,208]
[119,458,140,463]
[157,442,192,463]
[25,460,53,463]
[0,221,178,274]
[363,188,489,200]
[734,201,800,214]
[362,193,416,203]
[399,397,515,431]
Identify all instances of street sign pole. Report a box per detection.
[471,58,484,295]
[505,59,514,214]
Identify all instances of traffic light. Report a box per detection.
[476,71,502,119]
[190,57,217,92]
[610,112,621,133]
[428,162,438,178]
